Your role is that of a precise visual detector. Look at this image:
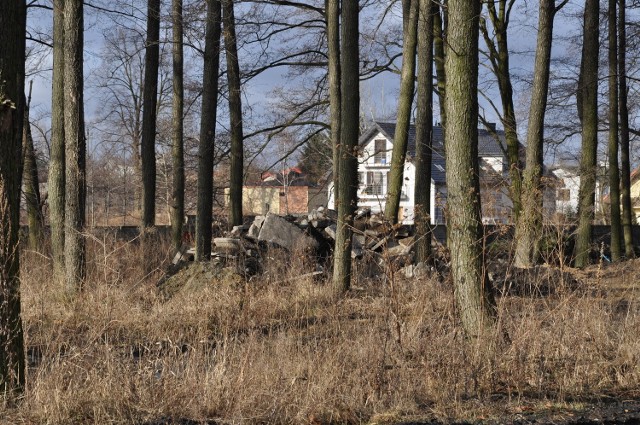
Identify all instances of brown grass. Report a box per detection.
[2,234,640,424]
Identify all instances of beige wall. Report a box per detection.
[631,179,640,222]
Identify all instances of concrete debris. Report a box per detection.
[165,208,439,287]
[257,213,319,251]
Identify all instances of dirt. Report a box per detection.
[157,261,243,298]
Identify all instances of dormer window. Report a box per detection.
[374,139,386,164]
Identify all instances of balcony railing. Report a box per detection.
[359,185,409,199]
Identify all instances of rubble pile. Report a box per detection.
[163,208,434,289]
[160,208,579,297]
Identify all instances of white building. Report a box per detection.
[327,121,514,224]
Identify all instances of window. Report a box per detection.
[364,171,384,195]
[374,139,386,164]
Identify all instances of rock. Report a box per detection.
[257,213,319,251]
[213,237,245,254]
[229,225,246,237]
[386,243,411,257]
[355,207,371,220]
[353,234,366,250]
[246,215,265,240]
[403,262,431,278]
[369,235,390,251]
[324,224,337,240]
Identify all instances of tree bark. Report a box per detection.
[332,0,359,297]
[49,0,66,281]
[63,0,86,293]
[385,0,418,223]
[414,0,435,264]
[22,82,44,252]
[171,0,185,251]
[433,3,446,130]
[480,0,522,218]
[0,0,27,397]
[514,0,557,268]
[195,0,222,261]
[608,0,622,262]
[574,0,599,268]
[326,0,341,200]
[445,0,495,337]
[222,0,244,227]
[619,0,634,257]
[141,0,160,228]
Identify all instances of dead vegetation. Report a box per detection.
[2,231,640,424]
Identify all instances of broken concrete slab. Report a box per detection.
[257,213,319,252]
[213,237,245,254]
[246,215,265,240]
[324,224,336,240]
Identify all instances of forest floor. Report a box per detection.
[2,236,640,424]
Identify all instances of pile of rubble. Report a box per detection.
[162,208,579,297]
[168,207,433,282]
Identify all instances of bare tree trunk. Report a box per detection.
[141,0,160,228]
[386,0,418,223]
[49,0,66,281]
[619,0,634,258]
[171,0,185,251]
[326,0,341,199]
[332,0,359,296]
[608,0,622,262]
[0,0,27,397]
[196,0,222,261]
[63,0,86,293]
[574,0,599,268]
[433,3,446,130]
[414,0,435,264]
[514,0,559,268]
[222,0,243,227]
[480,0,522,218]
[23,82,44,252]
[445,0,495,337]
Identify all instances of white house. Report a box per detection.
[549,160,605,220]
[327,121,514,224]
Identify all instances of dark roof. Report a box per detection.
[359,121,508,184]
[363,121,508,157]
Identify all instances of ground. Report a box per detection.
[2,236,640,424]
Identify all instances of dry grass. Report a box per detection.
[2,234,640,424]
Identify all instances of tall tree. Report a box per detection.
[480,0,522,218]
[63,0,86,292]
[385,0,419,223]
[433,1,446,129]
[49,0,66,281]
[195,0,222,261]
[574,0,600,268]
[608,0,622,262]
[23,81,44,251]
[0,0,27,397]
[141,0,161,228]
[222,0,244,227]
[619,0,634,257]
[445,0,495,337]
[326,0,341,199]
[514,0,565,268]
[171,0,185,250]
[332,0,359,296]
[413,0,435,264]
